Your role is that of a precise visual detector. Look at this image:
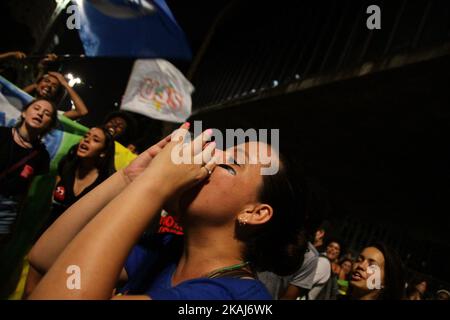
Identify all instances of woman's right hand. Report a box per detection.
[38,53,58,67]
[122,122,190,184]
[10,51,26,59]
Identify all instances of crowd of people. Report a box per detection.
[0,51,449,300]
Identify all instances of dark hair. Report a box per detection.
[406,276,428,299]
[239,153,308,276]
[370,242,405,300]
[58,127,116,179]
[325,238,344,258]
[103,111,137,146]
[36,74,65,104]
[340,257,353,266]
[16,98,58,139]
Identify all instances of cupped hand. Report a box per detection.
[122,122,190,183]
[142,128,219,197]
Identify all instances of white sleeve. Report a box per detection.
[313,257,331,285]
[308,257,331,300]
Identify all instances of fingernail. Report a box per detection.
[205,129,213,136]
[183,122,190,129]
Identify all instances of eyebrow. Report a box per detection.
[358,255,379,264]
[35,104,51,111]
[234,146,249,165]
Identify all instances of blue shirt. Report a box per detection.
[121,234,272,300]
[146,263,272,300]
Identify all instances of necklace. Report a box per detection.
[205,261,252,279]
[14,127,33,147]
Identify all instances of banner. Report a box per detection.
[121,59,193,123]
[74,0,192,60]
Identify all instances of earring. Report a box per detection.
[238,217,248,226]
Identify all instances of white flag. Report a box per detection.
[120,59,193,123]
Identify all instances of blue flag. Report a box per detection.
[74,0,192,60]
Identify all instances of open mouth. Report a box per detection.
[351,271,364,281]
[78,143,90,153]
[41,87,50,96]
[31,117,42,125]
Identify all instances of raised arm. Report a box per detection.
[30,129,216,299]
[27,127,184,278]
[47,71,89,120]
[0,51,26,61]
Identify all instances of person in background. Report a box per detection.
[46,126,116,227]
[406,277,428,300]
[325,240,342,275]
[349,243,405,300]
[0,99,57,242]
[23,126,115,298]
[0,98,57,298]
[103,111,138,170]
[313,220,332,253]
[258,234,318,300]
[308,239,340,300]
[103,111,138,148]
[336,258,352,298]
[0,51,26,62]
[436,289,450,300]
[22,54,88,121]
[257,212,319,300]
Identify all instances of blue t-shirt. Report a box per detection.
[121,234,272,300]
[145,263,272,300]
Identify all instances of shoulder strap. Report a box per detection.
[0,149,40,181]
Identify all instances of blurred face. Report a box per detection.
[416,281,427,294]
[173,141,278,227]
[314,229,325,244]
[105,116,127,138]
[437,291,450,300]
[37,75,60,98]
[350,247,385,294]
[341,260,352,275]
[77,128,107,159]
[326,242,341,261]
[22,100,54,132]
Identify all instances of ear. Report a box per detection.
[237,204,273,226]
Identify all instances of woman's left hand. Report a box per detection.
[142,128,218,198]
